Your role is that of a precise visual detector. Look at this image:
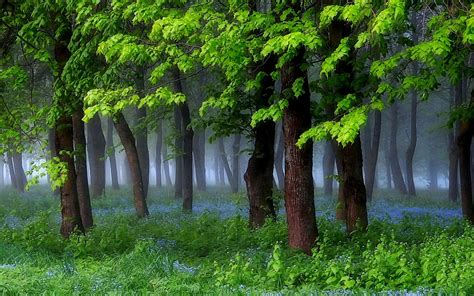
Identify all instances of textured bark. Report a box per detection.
[12,153,26,192]
[365,110,381,201]
[171,68,193,211]
[56,115,84,237]
[341,137,368,233]
[106,118,119,190]
[231,135,241,193]
[193,130,207,191]
[87,114,106,198]
[274,124,285,190]
[155,119,163,188]
[72,109,93,230]
[114,112,149,217]
[281,47,317,255]
[245,50,277,228]
[389,103,407,194]
[323,141,335,196]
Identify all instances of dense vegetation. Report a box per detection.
[1,187,473,294]
[0,0,473,294]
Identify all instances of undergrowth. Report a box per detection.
[0,186,472,295]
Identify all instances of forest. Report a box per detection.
[0,0,473,294]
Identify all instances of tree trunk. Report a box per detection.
[56,115,84,237]
[323,141,335,196]
[171,68,193,211]
[219,138,236,190]
[72,109,93,230]
[114,112,149,217]
[106,118,120,190]
[12,153,26,192]
[193,129,207,191]
[457,90,474,223]
[173,107,183,198]
[162,141,173,186]
[341,137,368,233]
[135,107,149,198]
[389,102,407,194]
[384,135,392,189]
[245,50,277,228]
[155,119,163,188]
[405,90,418,196]
[274,123,285,190]
[448,84,460,202]
[365,110,381,201]
[281,47,317,255]
[6,153,16,188]
[87,114,106,198]
[231,134,241,193]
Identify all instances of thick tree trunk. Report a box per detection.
[173,107,183,198]
[365,110,381,201]
[405,91,418,196]
[12,153,26,192]
[389,103,407,194]
[323,141,335,196]
[457,91,474,223]
[281,48,317,255]
[106,118,120,190]
[245,121,277,228]
[171,68,193,211]
[341,137,368,232]
[87,114,106,198]
[245,51,277,228]
[231,134,241,193]
[155,119,163,188]
[135,107,149,198]
[193,130,207,191]
[56,115,84,237]
[114,112,149,217]
[274,123,285,190]
[72,109,93,230]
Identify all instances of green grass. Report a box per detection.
[0,186,472,295]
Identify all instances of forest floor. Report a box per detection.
[0,186,472,295]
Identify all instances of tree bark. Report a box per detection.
[281,47,317,255]
[162,141,173,186]
[72,109,93,230]
[405,90,418,197]
[193,129,207,191]
[135,107,149,198]
[87,114,106,198]
[389,102,407,194]
[171,68,193,211]
[155,119,163,188]
[114,112,149,217]
[245,50,277,228]
[457,90,474,224]
[341,137,368,232]
[6,153,16,189]
[12,153,26,192]
[173,107,183,198]
[219,138,236,190]
[106,118,119,190]
[365,110,381,201]
[56,115,84,237]
[274,123,285,190]
[448,84,460,202]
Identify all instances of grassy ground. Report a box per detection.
[0,186,472,295]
